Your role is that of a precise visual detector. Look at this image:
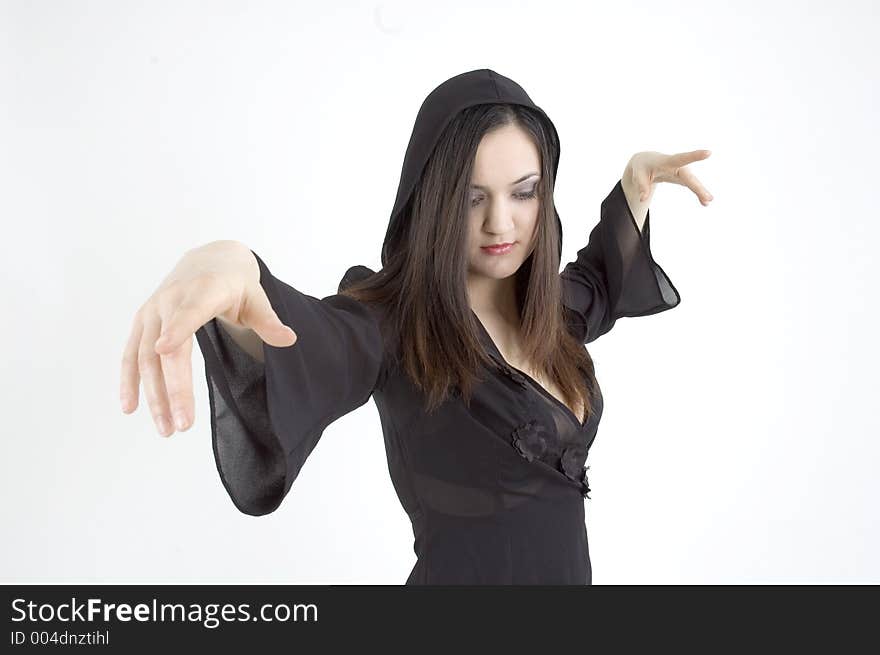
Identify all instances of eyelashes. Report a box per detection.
[470,188,538,208]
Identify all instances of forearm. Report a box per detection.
[620,163,651,234]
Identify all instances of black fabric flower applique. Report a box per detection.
[510,419,549,462]
[560,444,586,479]
[489,353,529,389]
[580,465,591,499]
[560,445,591,497]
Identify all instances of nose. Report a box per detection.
[483,198,516,234]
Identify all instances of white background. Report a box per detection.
[2,0,878,584]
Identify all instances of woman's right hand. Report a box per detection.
[119,240,298,437]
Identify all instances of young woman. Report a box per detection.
[121,68,713,585]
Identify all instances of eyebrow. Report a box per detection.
[470,172,539,191]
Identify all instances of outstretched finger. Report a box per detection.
[120,314,144,413]
[670,149,712,168]
[678,168,714,205]
[157,333,195,433]
[139,312,174,437]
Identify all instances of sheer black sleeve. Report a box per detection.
[194,250,385,516]
[560,179,681,344]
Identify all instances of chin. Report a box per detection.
[471,260,523,279]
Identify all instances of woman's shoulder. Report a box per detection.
[338,264,377,294]
[336,264,396,342]
[336,264,401,390]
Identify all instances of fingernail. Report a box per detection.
[157,416,171,436]
[174,412,188,431]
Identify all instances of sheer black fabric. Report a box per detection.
[194,254,385,517]
[194,179,680,584]
[562,179,680,343]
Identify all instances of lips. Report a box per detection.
[481,242,515,255]
[480,243,514,255]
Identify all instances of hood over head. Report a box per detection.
[380,68,563,268]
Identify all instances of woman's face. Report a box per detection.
[466,122,542,282]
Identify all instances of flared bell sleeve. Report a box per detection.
[560,179,681,344]
[194,250,385,516]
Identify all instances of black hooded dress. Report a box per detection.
[194,69,681,585]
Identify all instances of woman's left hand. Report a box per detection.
[626,150,714,206]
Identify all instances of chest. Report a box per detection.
[538,374,586,426]
[508,360,587,426]
[472,317,586,425]
[374,339,601,505]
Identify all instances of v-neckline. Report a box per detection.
[470,309,586,429]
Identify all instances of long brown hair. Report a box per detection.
[340,103,598,419]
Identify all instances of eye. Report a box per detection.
[470,188,538,208]
[513,189,538,202]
